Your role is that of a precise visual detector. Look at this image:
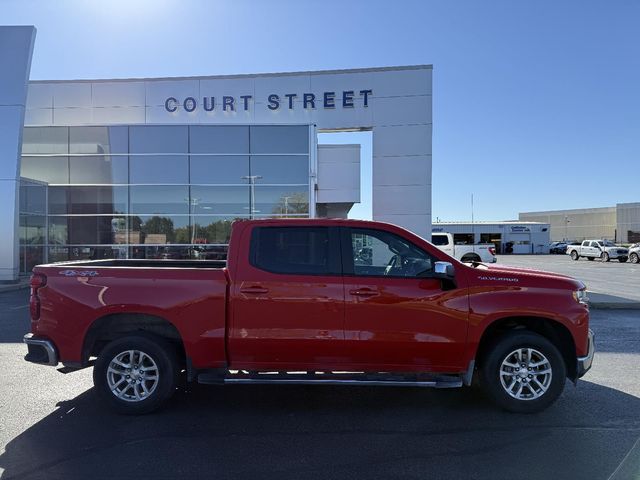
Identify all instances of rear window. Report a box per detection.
[431,234,449,246]
[250,227,333,275]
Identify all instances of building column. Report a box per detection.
[0,26,36,281]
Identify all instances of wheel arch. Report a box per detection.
[475,315,577,380]
[82,313,186,367]
[461,253,482,263]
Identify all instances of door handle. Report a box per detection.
[240,286,269,295]
[349,288,379,297]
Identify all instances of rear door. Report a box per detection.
[341,227,469,372]
[228,225,345,370]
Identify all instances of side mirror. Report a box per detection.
[433,261,455,280]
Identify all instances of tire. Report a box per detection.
[619,257,628,263]
[587,257,594,261]
[631,253,640,264]
[601,252,610,262]
[93,334,179,415]
[479,331,566,413]
[570,251,579,261]
[461,254,481,263]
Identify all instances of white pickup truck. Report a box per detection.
[431,232,497,263]
[567,240,629,263]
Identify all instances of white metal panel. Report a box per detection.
[252,100,313,124]
[24,108,53,125]
[373,124,432,157]
[0,106,25,178]
[199,77,256,102]
[317,144,360,203]
[373,185,430,216]
[52,107,92,125]
[372,95,431,127]
[0,27,34,106]
[145,105,196,123]
[368,68,432,98]
[92,106,145,124]
[92,81,146,107]
[254,74,311,101]
[309,72,373,98]
[52,82,92,108]
[375,214,432,240]
[144,79,199,107]
[26,83,53,109]
[373,155,432,186]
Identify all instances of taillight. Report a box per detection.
[489,247,496,256]
[29,273,46,320]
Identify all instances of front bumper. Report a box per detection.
[576,329,595,378]
[23,333,58,366]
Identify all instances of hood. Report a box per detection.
[467,263,585,291]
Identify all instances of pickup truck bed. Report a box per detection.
[25,218,594,415]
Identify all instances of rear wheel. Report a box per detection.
[601,252,610,262]
[570,251,579,261]
[93,334,178,414]
[479,331,566,413]
[631,253,640,264]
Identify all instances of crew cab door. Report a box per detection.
[341,227,469,372]
[228,225,345,370]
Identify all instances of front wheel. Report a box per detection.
[93,334,179,414]
[570,251,579,261]
[631,253,640,264]
[479,331,566,413]
[601,252,610,262]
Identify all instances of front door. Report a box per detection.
[229,225,345,371]
[342,227,469,372]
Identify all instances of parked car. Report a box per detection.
[549,242,568,254]
[566,240,629,262]
[24,218,593,415]
[629,244,640,264]
[431,232,497,263]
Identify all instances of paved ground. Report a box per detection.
[497,254,640,303]
[0,289,639,479]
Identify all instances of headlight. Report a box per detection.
[573,289,589,305]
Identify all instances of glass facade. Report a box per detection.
[19,125,311,271]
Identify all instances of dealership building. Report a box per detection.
[520,203,640,244]
[0,26,433,281]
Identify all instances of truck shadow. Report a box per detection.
[1,380,638,480]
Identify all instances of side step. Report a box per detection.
[198,371,463,389]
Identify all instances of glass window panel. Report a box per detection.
[19,182,47,215]
[22,127,68,154]
[129,155,188,184]
[23,215,46,245]
[69,155,129,184]
[130,186,189,215]
[129,215,190,245]
[48,186,128,215]
[350,228,434,278]
[129,126,188,153]
[25,246,45,271]
[189,126,249,154]
[65,246,124,261]
[190,155,249,184]
[250,125,309,154]
[48,246,69,263]
[250,155,309,184]
[131,245,192,260]
[69,126,128,154]
[190,186,249,215]
[253,186,309,217]
[251,227,330,275]
[191,216,247,244]
[48,216,128,245]
[21,156,69,184]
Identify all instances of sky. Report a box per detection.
[3,0,639,221]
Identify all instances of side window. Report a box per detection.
[431,234,449,246]
[590,241,600,248]
[582,241,590,247]
[250,227,333,275]
[350,228,434,278]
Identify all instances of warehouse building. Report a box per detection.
[519,203,640,244]
[432,221,551,254]
[1,26,433,281]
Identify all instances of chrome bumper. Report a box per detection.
[23,333,58,366]
[576,329,595,378]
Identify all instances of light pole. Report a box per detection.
[282,196,292,216]
[241,175,262,219]
[564,215,570,242]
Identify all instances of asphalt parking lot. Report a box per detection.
[0,288,639,479]
[497,254,640,304]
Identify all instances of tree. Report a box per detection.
[271,192,309,216]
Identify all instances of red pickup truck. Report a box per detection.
[24,219,594,414]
